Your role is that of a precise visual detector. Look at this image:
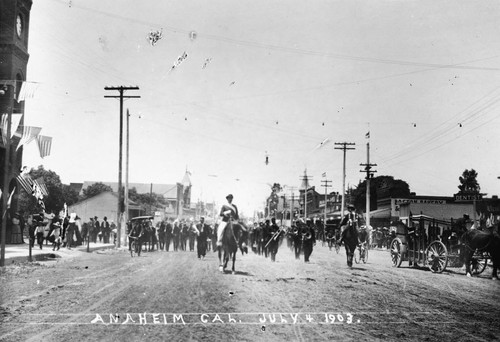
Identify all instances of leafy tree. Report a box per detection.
[457,169,480,194]
[127,187,167,214]
[352,175,411,212]
[62,184,79,206]
[17,165,78,215]
[81,182,113,199]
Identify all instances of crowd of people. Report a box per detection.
[25,212,117,251]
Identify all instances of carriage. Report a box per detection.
[127,215,154,257]
[389,215,488,274]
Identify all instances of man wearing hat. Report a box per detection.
[49,221,62,251]
[339,204,357,246]
[216,194,239,247]
[195,216,210,259]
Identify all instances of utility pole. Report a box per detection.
[321,179,332,225]
[335,142,355,219]
[124,108,130,247]
[286,186,297,225]
[104,86,140,248]
[360,142,377,230]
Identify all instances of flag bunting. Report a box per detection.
[16,174,34,195]
[35,177,49,197]
[16,125,42,151]
[16,81,40,102]
[36,135,52,158]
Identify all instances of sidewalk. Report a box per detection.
[1,241,118,264]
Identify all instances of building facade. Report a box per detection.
[0,0,33,246]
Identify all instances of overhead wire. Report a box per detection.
[49,0,500,71]
[379,88,500,165]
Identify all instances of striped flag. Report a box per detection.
[365,131,370,139]
[16,81,39,102]
[322,172,326,178]
[35,177,49,197]
[16,174,34,195]
[10,113,23,139]
[17,126,42,151]
[36,135,52,158]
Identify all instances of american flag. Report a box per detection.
[16,174,34,195]
[16,81,39,102]
[16,125,42,151]
[36,135,52,158]
[35,177,49,197]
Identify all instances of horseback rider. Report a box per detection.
[338,204,356,245]
[216,194,239,247]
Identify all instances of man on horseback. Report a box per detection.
[216,194,239,247]
[338,204,356,246]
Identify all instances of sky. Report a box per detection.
[22,0,500,216]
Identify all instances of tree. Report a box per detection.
[351,175,411,212]
[458,169,480,194]
[17,165,78,215]
[81,182,113,199]
[127,187,167,215]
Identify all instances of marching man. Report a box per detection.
[216,194,239,247]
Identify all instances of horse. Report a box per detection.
[218,221,248,274]
[340,223,358,267]
[460,229,500,279]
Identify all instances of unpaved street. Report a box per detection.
[1,241,499,342]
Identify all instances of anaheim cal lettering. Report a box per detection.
[90,313,186,325]
[200,313,239,323]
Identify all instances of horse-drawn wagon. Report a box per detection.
[390,215,465,273]
[127,215,154,257]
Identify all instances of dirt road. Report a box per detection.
[1,241,499,341]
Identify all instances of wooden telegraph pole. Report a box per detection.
[360,142,377,229]
[335,142,355,219]
[104,86,140,248]
[321,178,332,224]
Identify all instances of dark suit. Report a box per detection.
[196,222,210,258]
[303,227,316,262]
[267,222,281,262]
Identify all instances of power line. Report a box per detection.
[50,0,500,71]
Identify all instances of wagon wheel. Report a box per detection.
[130,240,137,257]
[354,246,361,264]
[426,241,448,273]
[470,253,488,275]
[390,238,403,268]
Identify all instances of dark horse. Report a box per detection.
[460,228,500,279]
[340,224,358,267]
[218,221,248,274]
